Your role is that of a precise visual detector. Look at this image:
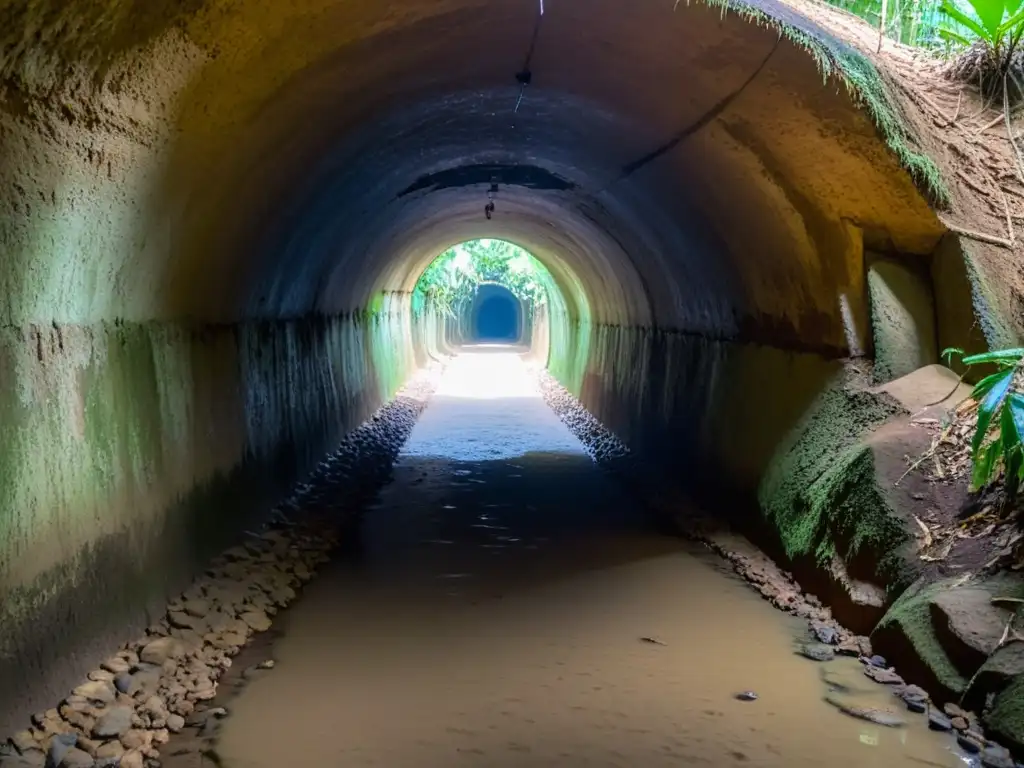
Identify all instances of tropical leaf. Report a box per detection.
[973,367,1015,458]
[966,0,1008,39]
[999,4,1024,32]
[941,0,996,40]
[1002,399,1024,495]
[938,25,975,43]
[973,434,1003,489]
[1004,392,1024,443]
[973,368,1016,401]
[962,347,1024,366]
[941,346,966,363]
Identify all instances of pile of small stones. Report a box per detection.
[537,368,1021,767]
[0,364,443,768]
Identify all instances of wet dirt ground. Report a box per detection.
[206,349,971,768]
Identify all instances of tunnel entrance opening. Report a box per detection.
[471,284,521,342]
[412,238,559,356]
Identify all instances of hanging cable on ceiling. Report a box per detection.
[587,32,781,197]
[514,0,546,114]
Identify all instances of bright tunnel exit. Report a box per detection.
[412,236,563,360]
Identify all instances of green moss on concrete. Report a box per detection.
[867,259,939,384]
[961,241,1023,350]
[760,379,905,569]
[0,309,444,736]
[988,674,1024,751]
[701,0,949,207]
[875,578,969,694]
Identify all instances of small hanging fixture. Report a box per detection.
[489,178,501,219]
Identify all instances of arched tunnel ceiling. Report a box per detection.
[2,0,946,351]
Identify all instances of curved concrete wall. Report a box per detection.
[0,0,1005,738]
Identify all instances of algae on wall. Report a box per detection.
[0,305,438,737]
[758,379,907,574]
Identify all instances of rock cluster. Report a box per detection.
[0,365,441,768]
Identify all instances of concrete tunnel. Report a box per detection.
[0,0,1002,740]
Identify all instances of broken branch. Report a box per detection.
[938,216,1015,248]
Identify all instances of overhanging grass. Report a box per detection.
[697,0,951,208]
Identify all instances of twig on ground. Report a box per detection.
[949,90,963,125]
[979,112,1007,134]
[913,515,934,549]
[877,0,887,53]
[996,181,1017,243]
[938,216,1015,248]
[957,169,990,196]
[1005,74,1024,187]
[922,371,967,407]
[896,426,948,486]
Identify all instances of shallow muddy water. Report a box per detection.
[212,351,971,768]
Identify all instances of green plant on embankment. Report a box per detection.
[939,0,1024,50]
[938,0,1024,101]
[942,346,1024,496]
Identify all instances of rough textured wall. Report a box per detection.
[0,301,441,736]
[867,256,938,383]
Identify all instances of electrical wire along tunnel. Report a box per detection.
[1,0,1023,761]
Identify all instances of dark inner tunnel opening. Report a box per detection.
[471,284,521,342]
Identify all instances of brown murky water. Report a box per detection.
[213,352,970,768]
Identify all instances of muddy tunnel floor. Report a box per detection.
[160,350,969,768]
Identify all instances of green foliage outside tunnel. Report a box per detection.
[411,239,589,392]
[412,239,551,317]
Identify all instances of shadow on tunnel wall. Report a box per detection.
[543,321,911,598]
[0,306,445,736]
[571,325,843,503]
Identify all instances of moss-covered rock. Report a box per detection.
[873,573,1024,713]
[760,381,905,567]
[872,577,969,701]
[932,578,1024,678]
[988,674,1024,754]
[966,643,1024,713]
[758,377,915,630]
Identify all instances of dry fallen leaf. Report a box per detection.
[913,515,933,549]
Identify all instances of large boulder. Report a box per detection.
[966,643,1024,712]
[930,577,1023,677]
[874,574,1024,715]
[987,674,1024,756]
